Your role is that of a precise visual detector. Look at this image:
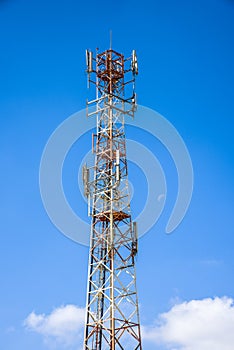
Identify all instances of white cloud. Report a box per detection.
[142,297,234,350]
[24,297,234,350]
[24,304,85,349]
[200,259,223,266]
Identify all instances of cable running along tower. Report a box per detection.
[83,46,142,349]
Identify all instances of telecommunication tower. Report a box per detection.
[83,46,142,349]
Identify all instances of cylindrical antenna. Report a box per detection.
[116,149,120,182]
[132,221,138,256]
[131,50,138,75]
[109,29,112,50]
[82,164,89,197]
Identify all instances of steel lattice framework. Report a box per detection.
[83,47,142,350]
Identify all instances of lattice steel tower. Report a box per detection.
[83,46,142,349]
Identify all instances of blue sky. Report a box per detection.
[1,0,234,349]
